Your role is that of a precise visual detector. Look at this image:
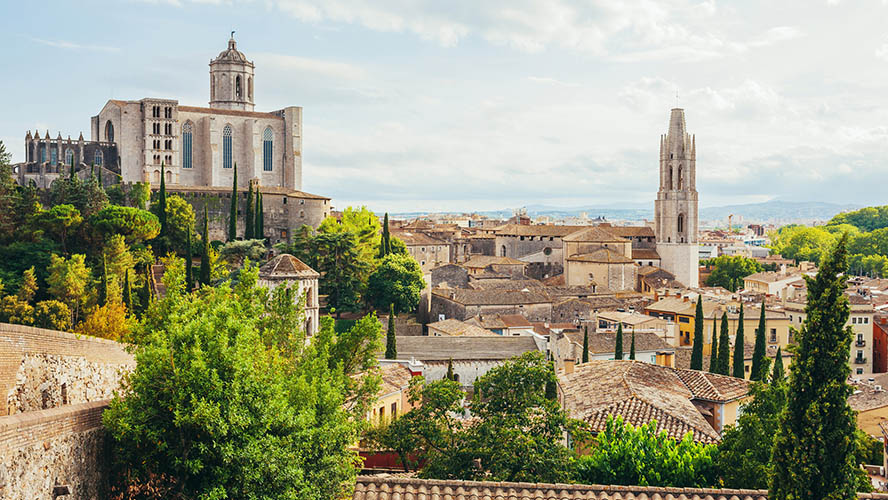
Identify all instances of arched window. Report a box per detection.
[235,76,242,99]
[50,148,58,166]
[40,146,46,164]
[166,170,172,184]
[94,150,103,166]
[677,213,684,234]
[677,165,683,189]
[153,170,160,183]
[263,127,273,171]
[500,245,507,257]
[667,166,673,190]
[65,148,74,166]
[182,122,193,169]
[105,121,114,142]
[222,125,233,169]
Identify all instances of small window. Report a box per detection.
[94,150,103,166]
[50,148,58,165]
[858,368,864,375]
[65,148,74,166]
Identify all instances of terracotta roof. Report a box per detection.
[565,331,672,354]
[673,369,751,402]
[164,184,330,199]
[849,380,888,412]
[609,225,656,238]
[463,256,527,268]
[427,318,498,337]
[632,248,661,260]
[562,226,627,243]
[258,254,319,279]
[494,224,586,237]
[391,230,448,246]
[432,288,551,306]
[469,279,546,290]
[498,314,533,328]
[378,363,413,397]
[178,105,283,120]
[560,361,722,443]
[567,248,635,264]
[542,273,565,286]
[388,336,539,361]
[744,271,804,284]
[353,476,781,500]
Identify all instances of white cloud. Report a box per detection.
[252,53,367,80]
[29,37,121,53]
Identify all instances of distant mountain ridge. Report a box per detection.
[389,200,859,224]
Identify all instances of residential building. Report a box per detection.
[366,363,418,424]
[429,288,552,323]
[743,270,807,297]
[561,330,675,367]
[392,230,451,272]
[426,318,498,337]
[257,253,319,336]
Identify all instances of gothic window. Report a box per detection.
[501,245,507,257]
[263,127,273,171]
[95,150,103,166]
[105,121,114,142]
[50,148,58,166]
[236,76,242,99]
[182,122,193,169]
[667,166,673,190]
[677,165,683,189]
[677,213,684,234]
[65,148,74,166]
[40,146,46,164]
[223,125,233,169]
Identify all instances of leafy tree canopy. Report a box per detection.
[704,255,763,292]
[89,205,160,243]
[366,253,424,314]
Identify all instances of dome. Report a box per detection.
[212,37,250,64]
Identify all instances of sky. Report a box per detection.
[2,1,888,214]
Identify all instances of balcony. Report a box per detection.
[856,339,867,347]
[855,357,868,365]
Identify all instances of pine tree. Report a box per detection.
[185,229,193,290]
[690,298,704,370]
[69,157,76,179]
[446,357,454,381]
[199,206,211,286]
[751,302,768,381]
[244,183,254,240]
[582,325,589,363]
[123,269,133,313]
[385,303,397,360]
[772,347,784,383]
[716,312,731,375]
[709,316,719,373]
[614,323,624,360]
[771,234,858,500]
[255,190,263,241]
[732,304,746,378]
[629,329,636,360]
[98,254,108,306]
[228,163,237,242]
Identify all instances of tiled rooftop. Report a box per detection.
[258,254,319,280]
[388,335,540,361]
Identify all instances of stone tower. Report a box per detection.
[655,108,699,288]
[209,35,255,111]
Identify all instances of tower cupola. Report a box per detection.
[209,34,255,111]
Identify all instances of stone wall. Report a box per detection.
[0,401,110,500]
[0,323,134,416]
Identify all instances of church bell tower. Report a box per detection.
[655,108,699,288]
[209,34,255,111]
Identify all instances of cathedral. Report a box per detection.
[19,35,303,192]
[654,108,700,288]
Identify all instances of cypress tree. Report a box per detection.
[244,183,254,240]
[614,323,624,360]
[716,312,731,375]
[709,316,719,373]
[385,303,397,360]
[185,229,193,290]
[629,328,636,360]
[772,347,784,383]
[98,254,108,306]
[199,206,211,286]
[255,190,263,241]
[379,213,391,258]
[751,302,768,381]
[123,269,132,313]
[582,325,589,363]
[690,298,704,370]
[69,156,76,179]
[732,304,746,378]
[446,357,454,381]
[158,162,167,238]
[228,163,237,242]
[771,234,858,500]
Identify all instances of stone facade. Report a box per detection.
[654,108,699,288]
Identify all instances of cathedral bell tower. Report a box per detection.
[655,108,699,288]
[209,35,255,111]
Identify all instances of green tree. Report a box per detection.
[46,253,91,325]
[245,182,254,240]
[614,323,624,360]
[17,267,38,303]
[709,316,718,373]
[318,206,381,265]
[732,304,745,378]
[255,190,264,241]
[367,253,424,314]
[574,415,717,487]
[771,234,861,499]
[98,254,108,306]
[772,347,784,382]
[130,181,151,210]
[629,329,636,360]
[828,205,888,232]
[123,269,133,313]
[705,255,763,292]
[185,230,193,290]
[769,225,837,264]
[33,300,70,331]
[385,303,397,359]
[228,163,237,242]
[690,299,704,370]
[103,263,381,499]
[38,204,82,254]
[315,231,366,317]
[90,205,160,244]
[150,194,196,255]
[446,357,454,381]
[218,239,267,267]
[715,313,731,375]
[379,212,391,258]
[750,303,768,381]
[582,326,589,363]
[199,206,211,286]
[157,162,167,253]
[49,173,108,219]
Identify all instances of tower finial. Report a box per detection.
[231,30,235,39]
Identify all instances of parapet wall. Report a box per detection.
[0,323,134,415]
[0,401,110,500]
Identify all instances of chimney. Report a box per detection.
[563,359,575,374]
[683,296,689,303]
